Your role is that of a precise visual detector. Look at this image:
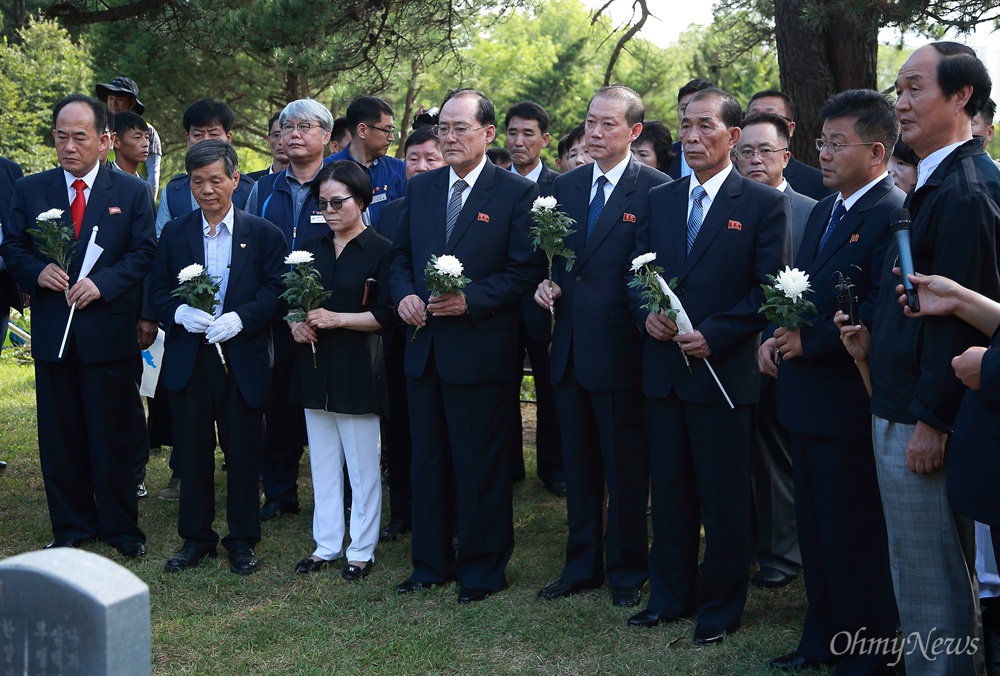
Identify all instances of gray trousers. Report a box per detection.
[872,416,984,675]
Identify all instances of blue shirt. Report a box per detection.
[202,205,234,318]
[326,144,406,226]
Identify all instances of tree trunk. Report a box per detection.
[774,0,878,165]
[396,58,421,159]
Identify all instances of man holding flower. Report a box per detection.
[148,140,286,575]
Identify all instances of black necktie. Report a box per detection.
[585,176,608,243]
[819,200,846,252]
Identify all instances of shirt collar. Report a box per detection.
[839,171,889,211]
[777,178,789,193]
[64,162,100,192]
[449,154,488,191]
[916,141,966,191]
[591,154,631,190]
[201,203,236,236]
[689,163,733,202]
[510,161,543,183]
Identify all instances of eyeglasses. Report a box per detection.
[368,124,396,137]
[737,147,788,160]
[317,195,357,212]
[815,139,878,153]
[432,124,486,138]
[281,122,323,135]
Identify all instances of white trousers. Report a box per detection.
[303,409,382,562]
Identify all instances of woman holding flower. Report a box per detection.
[287,161,393,580]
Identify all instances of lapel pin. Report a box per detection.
[477,213,490,223]
[108,206,121,215]
[623,213,636,223]
[728,220,742,230]
[850,234,860,243]
[240,243,247,248]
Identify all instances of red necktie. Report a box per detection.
[71,179,87,238]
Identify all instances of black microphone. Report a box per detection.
[890,208,920,313]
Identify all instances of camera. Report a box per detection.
[834,270,858,326]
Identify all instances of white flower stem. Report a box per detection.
[311,340,317,368]
[215,343,228,374]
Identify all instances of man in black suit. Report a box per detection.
[667,78,714,180]
[735,112,815,591]
[0,155,24,473]
[390,88,541,603]
[627,87,790,645]
[759,90,902,673]
[373,127,446,542]
[534,85,669,608]
[1,94,156,558]
[868,42,999,674]
[245,113,288,182]
[503,101,564,495]
[746,91,831,201]
[148,140,286,575]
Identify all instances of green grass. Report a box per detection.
[0,353,821,675]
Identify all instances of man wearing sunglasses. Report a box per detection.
[326,95,406,226]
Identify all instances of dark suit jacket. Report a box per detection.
[550,159,670,391]
[784,155,830,201]
[1,164,156,362]
[667,141,683,180]
[776,175,902,438]
[522,162,559,344]
[374,197,404,244]
[783,183,817,258]
[246,167,273,182]
[148,207,287,409]
[0,157,24,314]
[537,163,557,198]
[633,166,790,405]
[389,159,542,385]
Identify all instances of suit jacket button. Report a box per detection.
[575,275,582,282]
[676,287,685,294]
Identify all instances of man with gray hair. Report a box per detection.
[149,139,287,575]
[246,98,334,521]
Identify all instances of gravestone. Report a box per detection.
[0,548,151,675]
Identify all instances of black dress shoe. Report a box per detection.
[458,586,494,604]
[396,577,444,594]
[115,541,146,559]
[379,518,411,542]
[612,588,642,607]
[341,560,375,581]
[752,566,798,589]
[544,480,567,497]
[294,557,331,574]
[259,500,300,522]
[164,546,216,573]
[44,538,82,549]
[768,651,839,670]
[136,482,148,499]
[0,460,6,472]
[627,609,662,627]
[537,579,600,601]
[694,620,740,646]
[228,547,259,575]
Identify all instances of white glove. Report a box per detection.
[175,304,214,334]
[206,311,243,344]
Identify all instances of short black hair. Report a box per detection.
[504,101,550,135]
[979,97,997,124]
[565,123,586,150]
[634,120,675,172]
[557,133,570,159]
[442,88,495,127]
[53,94,109,136]
[740,111,791,146]
[266,112,281,133]
[930,42,993,119]
[892,134,920,166]
[748,90,795,120]
[590,85,644,126]
[403,127,438,154]
[686,88,743,129]
[820,89,899,161]
[183,99,234,133]
[112,110,149,137]
[486,147,511,166]
[345,96,394,135]
[310,160,373,211]
[185,139,239,177]
[331,116,351,145]
[677,78,714,104]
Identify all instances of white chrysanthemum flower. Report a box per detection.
[434,254,464,277]
[178,263,206,283]
[531,196,558,213]
[285,250,315,265]
[37,208,64,221]
[630,252,657,272]
[775,266,810,302]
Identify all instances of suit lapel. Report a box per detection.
[810,176,893,271]
[427,169,449,255]
[666,178,691,275]
[557,169,590,272]
[226,210,250,303]
[446,160,495,254]
[185,211,207,268]
[797,194,836,268]
[74,165,111,263]
[577,160,638,271]
[678,170,740,281]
